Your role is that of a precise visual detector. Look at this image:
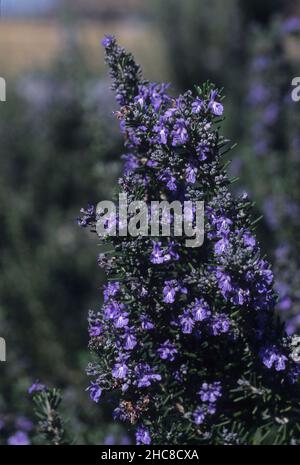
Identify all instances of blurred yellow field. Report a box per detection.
[0,19,169,80]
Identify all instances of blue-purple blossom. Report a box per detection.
[104,300,125,321]
[157,340,178,361]
[216,270,232,299]
[211,314,231,336]
[87,382,102,403]
[135,364,162,388]
[260,346,288,371]
[154,123,169,145]
[136,426,151,445]
[28,380,46,394]
[192,299,211,321]
[192,97,203,114]
[89,322,102,337]
[179,310,194,334]
[198,382,222,403]
[163,280,187,304]
[140,314,155,331]
[243,232,256,249]
[171,118,189,146]
[150,241,179,264]
[209,90,224,116]
[186,164,198,184]
[122,331,137,350]
[101,35,114,47]
[193,406,206,425]
[114,312,129,329]
[159,169,177,191]
[112,362,129,379]
[196,142,209,160]
[104,282,121,302]
[214,237,229,255]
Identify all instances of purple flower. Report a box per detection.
[171,118,189,146]
[210,101,223,116]
[104,283,121,302]
[163,280,177,304]
[186,165,198,184]
[196,143,209,160]
[157,340,177,361]
[214,216,233,236]
[193,407,206,425]
[136,426,151,445]
[123,332,137,350]
[211,314,230,336]
[28,380,46,395]
[216,270,232,299]
[150,241,179,264]
[243,232,256,249]
[198,382,222,403]
[135,82,170,112]
[101,35,114,47]
[257,260,273,285]
[154,123,169,145]
[89,322,102,337]
[163,280,187,304]
[114,312,129,329]
[135,363,161,388]
[192,97,203,114]
[112,362,129,379]
[87,382,102,403]
[214,238,229,255]
[8,431,30,446]
[231,288,249,306]
[150,242,171,264]
[192,299,211,321]
[104,300,125,320]
[179,310,194,334]
[159,169,177,191]
[260,346,288,371]
[209,90,223,116]
[140,314,155,330]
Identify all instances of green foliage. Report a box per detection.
[32,388,67,445]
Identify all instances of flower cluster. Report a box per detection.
[80,36,300,445]
[193,382,222,425]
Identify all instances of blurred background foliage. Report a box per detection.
[0,0,300,444]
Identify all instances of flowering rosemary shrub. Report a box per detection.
[79,36,300,445]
